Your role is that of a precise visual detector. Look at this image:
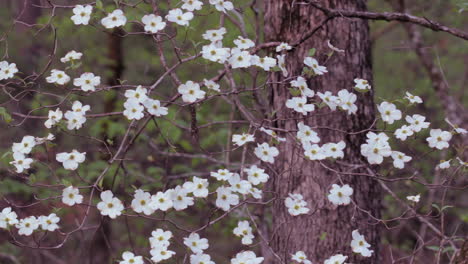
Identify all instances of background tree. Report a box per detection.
[264,0,380,262]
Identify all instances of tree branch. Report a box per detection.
[307,1,468,41]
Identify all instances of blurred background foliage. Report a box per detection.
[0,0,466,263]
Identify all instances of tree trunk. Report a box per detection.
[264,1,381,263]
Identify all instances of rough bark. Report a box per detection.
[264,0,381,263]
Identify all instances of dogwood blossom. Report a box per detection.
[201,44,230,63]
[97,190,124,219]
[56,150,86,170]
[303,143,326,160]
[101,9,127,29]
[250,55,277,71]
[183,176,209,198]
[178,81,206,103]
[12,135,36,154]
[378,101,402,124]
[291,77,315,97]
[190,253,215,264]
[254,143,279,163]
[426,129,452,149]
[209,0,234,13]
[74,72,100,92]
[71,5,92,25]
[166,9,194,26]
[184,233,209,254]
[203,79,220,92]
[46,69,70,85]
[229,49,252,68]
[436,159,451,170]
[407,194,420,203]
[228,174,252,194]
[202,27,226,42]
[142,14,166,33]
[0,61,18,80]
[351,229,373,257]
[405,91,423,104]
[10,152,33,173]
[170,185,194,211]
[71,100,90,114]
[276,42,292,52]
[317,91,339,111]
[324,254,347,264]
[34,133,55,145]
[291,251,312,264]
[277,54,288,77]
[354,78,371,91]
[233,220,254,245]
[406,114,430,132]
[16,216,39,236]
[328,184,353,206]
[297,122,320,144]
[391,151,412,169]
[322,141,346,159]
[234,36,255,50]
[231,251,264,264]
[360,132,392,164]
[211,169,233,181]
[64,111,87,130]
[445,118,467,134]
[150,248,175,263]
[150,190,174,211]
[285,193,309,216]
[44,108,63,128]
[38,213,60,231]
[304,57,327,75]
[62,186,83,206]
[125,86,148,103]
[215,186,239,211]
[394,125,414,141]
[259,127,286,142]
[337,89,357,115]
[123,99,145,120]
[0,207,19,229]
[182,0,203,11]
[60,50,82,63]
[131,189,154,215]
[286,96,315,115]
[149,228,172,249]
[232,133,255,146]
[143,98,168,116]
[244,165,269,185]
[119,251,144,264]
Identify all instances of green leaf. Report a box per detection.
[319,232,327,241]
[0,107,12,123]
[426,245,439,252]
[308,48,316,57]
[61,179,72,187]
[29,174,37,184]
[96,0,103,10]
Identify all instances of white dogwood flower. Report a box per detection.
[254,143,279,163]
[101,9,127,29]
[74,72,101,92]
[56,150,86,170]
[166,8,194,26]
[97,190,124,219]
[178,81,206,103]
[71,5,92,25]
[328,184,353,206]
[46,69,70,85]
[62,186,83,206]
[142,14,166,33]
